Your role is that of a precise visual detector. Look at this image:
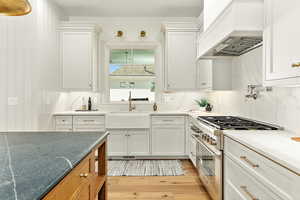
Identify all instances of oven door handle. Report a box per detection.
[197,139,221,157]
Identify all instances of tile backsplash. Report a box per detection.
[208,47,300,134]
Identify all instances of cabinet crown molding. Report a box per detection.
[162,22,200,32]
[58,21,102,33]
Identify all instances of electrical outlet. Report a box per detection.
[8,97,19,106]
[93,97,98,104]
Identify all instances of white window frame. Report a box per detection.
[102,41,163,104]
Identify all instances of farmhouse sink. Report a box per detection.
[106,112,150,129]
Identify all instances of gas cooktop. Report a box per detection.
[197,116,281,130]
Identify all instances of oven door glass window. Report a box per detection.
[197,142,215,176]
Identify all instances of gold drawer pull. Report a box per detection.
[79,173,89,178]
[240,156,259,168]
[292,63,300,68]
[240,186,259,200]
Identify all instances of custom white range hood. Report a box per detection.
[198,0,263,58]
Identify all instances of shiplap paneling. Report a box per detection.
[0,0,63,131]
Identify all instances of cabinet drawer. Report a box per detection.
[46,154,92,200]
[225,136,299,200]
[151,116,185,125]
[73,116,105,125]
[225,155,282,200]
[56,116,73,125]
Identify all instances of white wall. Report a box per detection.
[0,0,64,131]
[208,47,300,133]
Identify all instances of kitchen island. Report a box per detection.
[0,131,108,200]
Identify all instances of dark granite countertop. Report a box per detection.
[0,131,109,200]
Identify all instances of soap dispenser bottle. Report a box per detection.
[153,102,158,111]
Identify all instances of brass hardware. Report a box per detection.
[140,30,146,38]
[292,137,300,142]
[117,30,123,37]
[240,186,259,200]
[240,156,259,168]
[0,0,32,16]
[292,63,300,68]
[79,173,88,178]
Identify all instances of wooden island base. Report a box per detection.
[43,139,107,200]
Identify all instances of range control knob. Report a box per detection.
[210,138,217,145]
[206,136,211,143]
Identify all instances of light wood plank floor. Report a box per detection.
[107,160,211,200]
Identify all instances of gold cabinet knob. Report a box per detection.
[79,173,89,178]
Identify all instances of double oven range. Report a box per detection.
[189,116,282,200]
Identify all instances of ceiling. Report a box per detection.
[52,0,203,17]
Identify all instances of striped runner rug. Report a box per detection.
[108,160,184,176]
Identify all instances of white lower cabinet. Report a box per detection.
[224,136,299,200]
[127,130,150,156]
[55,116,73,131]
[225,156,282,200]
[108,129,150,157]
[151,126,185,156]
[54,115,105,132]
[108,130,127,156]
[151,116,186,156]
[73,116,105,132]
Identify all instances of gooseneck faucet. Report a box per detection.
[128,91,136,112]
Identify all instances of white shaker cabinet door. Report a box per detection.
[224,156,283,200]
[108,130,127,156]
[198,59,212,89]
[151,126,185,156]
[61,31,92,90]
[264,0,300,84]
[127,130,150,156]
[165,31,197,90]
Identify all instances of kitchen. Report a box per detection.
[0,0,299,200]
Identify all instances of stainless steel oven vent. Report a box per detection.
[213,37,263,56]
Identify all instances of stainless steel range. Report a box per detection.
[191,116,282,200]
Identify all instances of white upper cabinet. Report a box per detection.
[163,23,199,91]
[264,0,300,86]
[198,59,232,90]
[59,23,100,91]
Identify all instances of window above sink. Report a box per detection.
[108,49,156,103]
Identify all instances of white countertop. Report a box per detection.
[224,130,300,176]
[53,110,216,117]
[53,111,108,116]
